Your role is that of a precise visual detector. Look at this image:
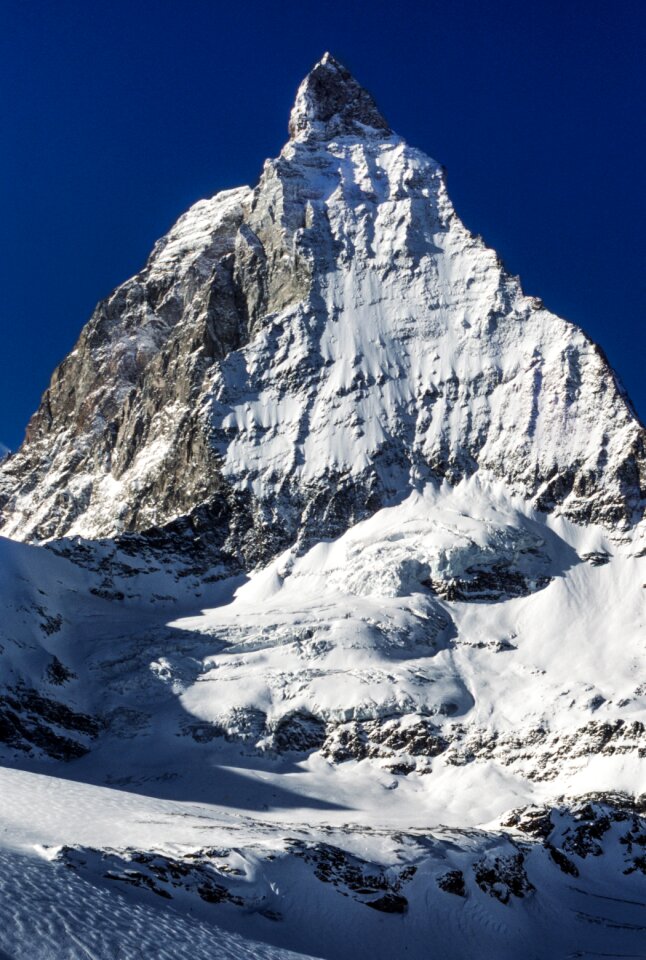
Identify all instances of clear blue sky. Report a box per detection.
[1,0,644,449]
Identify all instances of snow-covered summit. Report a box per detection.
[0,55,643,552]
[288,52,392,142]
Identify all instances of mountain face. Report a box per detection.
[1,52,644,559]
[0,54,645,960]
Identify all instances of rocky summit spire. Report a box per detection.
[288,52,392,142]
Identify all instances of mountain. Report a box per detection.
[0,53,644,960]
[1,53,644,554]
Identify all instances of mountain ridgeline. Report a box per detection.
[1,52,644,566]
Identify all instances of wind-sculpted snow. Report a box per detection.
[212,132,646,548]
[0,766,645,960]
[0,848,310,960]
[0,53,645,958]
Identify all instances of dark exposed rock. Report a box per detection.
[105,870,173,899]
[473,851,534,904]
[427,567,551,603]
[183,722,224,744]
[561,806,612,857]
[581,551,611,566]
[0,685,99,760]
[365,893,408,914]
[46,656,76,686]
[290,840,414,912]
[288,52,392,142]
[504,793,646,877]
[501,806,553,838]
[444,719,645,780]
[546,844,579,876]
[35,608,63,635]
[322,715,447,767]
[437,869,466,897]
[90,586,125,602]
[272,712,327,753]
[62,847,246,907]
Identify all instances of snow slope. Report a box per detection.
[2,766,646,960]
[174,477,646,797]
[0,476,644,956]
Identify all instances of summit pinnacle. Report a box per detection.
[288,52,392,141]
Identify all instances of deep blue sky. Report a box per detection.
[1,0,644,449]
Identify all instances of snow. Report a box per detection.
[169,476,645,789]
[0,846,311,960]
[0,489,644,957]
[0,477,643,959]
[0,764,644,959]
[149,187,252,278]
[205,134,643,538]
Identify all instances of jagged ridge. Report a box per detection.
[0,53,644,559]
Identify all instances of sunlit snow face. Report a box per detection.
[170,478,583,739]
[271,480,569,604]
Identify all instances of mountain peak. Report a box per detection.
[288,52,392,142]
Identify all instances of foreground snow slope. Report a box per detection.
[0,476,644,957]
[0,53,644,959]
[2,765,646,960]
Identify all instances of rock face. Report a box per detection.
[288,51,392,141]
[0,187,254,557]
[1,53,644,559]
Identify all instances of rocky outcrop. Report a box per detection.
[288,52,392,142]
[443,719,646,781]
[54,793,646,934]
[0,685,99,760]
[0,187,251,546]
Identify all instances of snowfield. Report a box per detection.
[0,477,644,956]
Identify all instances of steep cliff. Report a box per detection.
[1,53,643,559]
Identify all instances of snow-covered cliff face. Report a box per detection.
[1,52,644,555]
